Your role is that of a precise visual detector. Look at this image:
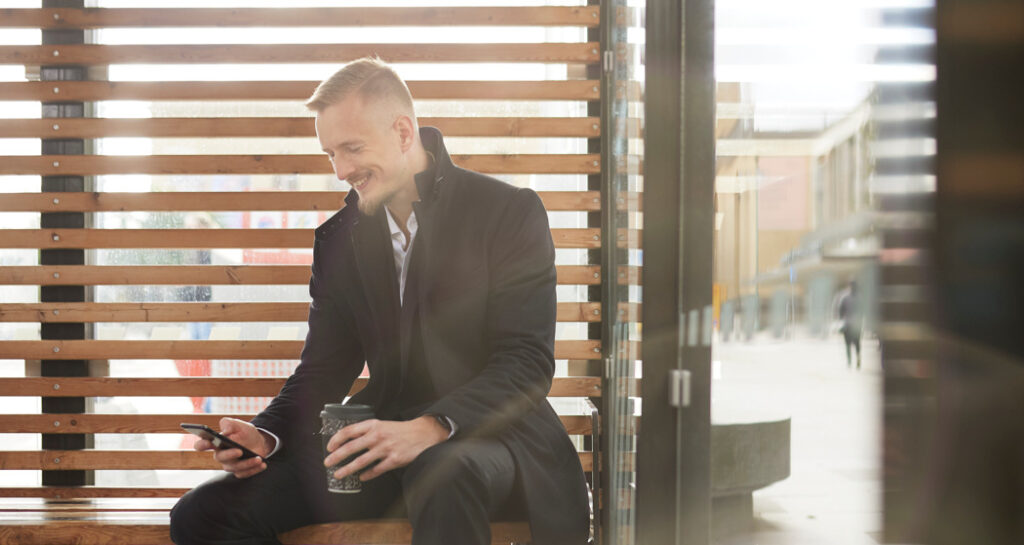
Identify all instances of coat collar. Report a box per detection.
[413,126,451,205]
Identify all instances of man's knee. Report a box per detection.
[405,442,486,491]
[169,481,222,543]
[401,440,514,516]
[169,473,270,544]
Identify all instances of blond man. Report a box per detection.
[170,58,589,545]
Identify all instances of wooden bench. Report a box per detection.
[0,376,601,545]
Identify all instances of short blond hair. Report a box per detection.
[306,57,415,115]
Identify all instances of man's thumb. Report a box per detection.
[219,417,241,435]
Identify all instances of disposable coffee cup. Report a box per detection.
[320,403,374,493]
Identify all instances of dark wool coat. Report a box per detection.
[251,127,590,545]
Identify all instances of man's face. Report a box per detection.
[315,94,411,215]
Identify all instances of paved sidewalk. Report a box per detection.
[713,333,882,545]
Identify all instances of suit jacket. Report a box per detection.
[251,127,590,545]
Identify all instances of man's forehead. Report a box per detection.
[315,98,373,144]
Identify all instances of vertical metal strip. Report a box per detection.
[39,0,93,487]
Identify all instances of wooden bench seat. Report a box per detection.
[0,509,532,545]
[0,377,601,545]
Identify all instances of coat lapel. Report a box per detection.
[349,210,400,350]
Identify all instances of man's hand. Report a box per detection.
[193,417,274,479]
[324,416,449,482]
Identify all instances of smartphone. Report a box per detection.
[180,423,259,460]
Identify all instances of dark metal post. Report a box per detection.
[39,0,93,487]
[636,0,715,543]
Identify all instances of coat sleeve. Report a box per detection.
[249,237,365,449]
[425,187,557,436]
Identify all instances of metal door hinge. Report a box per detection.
[668,369,691,408]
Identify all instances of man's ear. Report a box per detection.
[394,115,416,153]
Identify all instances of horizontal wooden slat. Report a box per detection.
[0,414,251,434]
[0,450,592,472]
[941,152,1024,198]
[0,498,176,512]
[0,154,601,176]
[0,339,602,360]
[0,117,600,139]
[0,451,215,471]
[0,43,600,64]
[0,518,531,545]
[0,487,189,499]
[7,6,601,28]
[938,4,1024,44]
[0,414,593,435]
[0,265,603,286]
[0,228,600,249]
[0,191,601,212]
[0,377,601,398]
[0,302,601,323]
[0,521,172,545]
[0,80,601,101]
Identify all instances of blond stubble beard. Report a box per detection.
[355,185,400,216]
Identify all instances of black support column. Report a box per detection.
[39,0,93,487]
[636,0,715,543]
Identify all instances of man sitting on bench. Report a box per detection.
[169,58,590,545]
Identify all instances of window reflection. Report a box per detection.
[711,0,933,541]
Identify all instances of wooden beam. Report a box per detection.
[0,522,172,545]
[0,339,602,360]
[0,450,592,472]
[0,228,600,249]
[0,43,600,64]
[0,414,593,435]
[0,302,601,323]
[0,376,602,398]
[0,191,601,212]
[0,265,602,286]
[0,80,601,102]
[0,117,601,139]
[0,487,189,499]
[940,152,1024,198]
[0,154,601,176]
[8,7,601,29]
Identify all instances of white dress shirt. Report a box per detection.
[385,207,418,306]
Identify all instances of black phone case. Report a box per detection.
[181,423,258,459]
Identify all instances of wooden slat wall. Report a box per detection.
[0,4,606,496]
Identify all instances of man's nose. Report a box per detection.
[333,159,354,183]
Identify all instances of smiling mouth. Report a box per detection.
[349,172,371,191]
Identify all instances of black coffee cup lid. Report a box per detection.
[322,403,374,419]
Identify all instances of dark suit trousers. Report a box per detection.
[169,435,522,545]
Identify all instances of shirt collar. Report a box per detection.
[385,206,418,239]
